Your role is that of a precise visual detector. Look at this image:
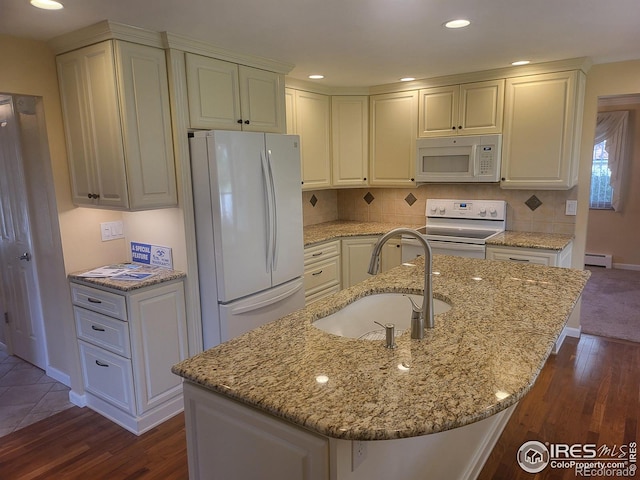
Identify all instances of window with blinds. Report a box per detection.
[590,139,613,209]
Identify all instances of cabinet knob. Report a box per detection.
[244,120,250,125]
[363,177,367,181]
[410,178,415,181]
[87,193,100,199]
[458,125,462,129]
[237,119,243,124]
[501,177,506,181]
[452,126,456,130]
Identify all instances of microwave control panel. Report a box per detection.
[478,146,496,176]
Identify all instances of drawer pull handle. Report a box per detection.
[508,257,530,262]
[91,325,106,332]
[312,252,323,257]
[95,360,109,367]
[87,298,102,304]
[312,270,323,276]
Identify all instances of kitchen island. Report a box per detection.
[173,255,589,479]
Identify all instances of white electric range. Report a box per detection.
[402,199,507,261]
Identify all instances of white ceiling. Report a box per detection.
[1,0,640,87]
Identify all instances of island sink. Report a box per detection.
[312,293,451,339]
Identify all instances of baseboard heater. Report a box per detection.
[584,253,612,268]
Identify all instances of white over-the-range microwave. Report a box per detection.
[415,134,502,183]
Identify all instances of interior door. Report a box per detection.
[0,96,47,369]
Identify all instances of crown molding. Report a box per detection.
[163,32,294,74]
[49,20,163,54]
[369,57,593,95]
[284,77,370,96]
[598,94,640,106]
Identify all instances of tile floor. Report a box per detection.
[0,345,73,437]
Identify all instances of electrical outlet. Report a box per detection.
[351,440,368,471]
[565,200,577,216]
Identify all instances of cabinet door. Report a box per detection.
[115,41,177,209]
[128,282,188,415]
[184,383,329,480]
[380,240,402,272]
[418,85,458,137]
[293,90,331,190]
[57,41,129,208]
[501,71,584,189]
[369,91,418,186]
[185,53,242,130]
[238,66,285,133]
[341,237,375,288]
[459,79,504,135]
[331,96,369,187]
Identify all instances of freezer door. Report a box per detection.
[265,133,304,287]
[218,278,305,344]
[207,130,273,301]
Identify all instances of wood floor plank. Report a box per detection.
[0,333,637,479]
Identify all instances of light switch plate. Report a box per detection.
[565,200,577,216]
[100,221,125,241]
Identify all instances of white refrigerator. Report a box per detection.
[189,130,305,349]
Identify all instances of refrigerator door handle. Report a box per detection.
[228,282,304,315]
[266,149,278,272]
[260,149,274,273]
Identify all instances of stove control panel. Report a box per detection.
[426,199,506,220]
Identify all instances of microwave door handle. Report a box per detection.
[470,145,478,176]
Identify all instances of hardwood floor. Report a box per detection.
[0,334,637,479]
[0,408,188,479]
[479,334,639,479]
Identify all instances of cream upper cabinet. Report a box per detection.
[185,53,285,133]
[418,80,504,137]
[286,88,331,190]
[331,96,368,187]
[500,71,585,190]
[57,40,177,210]
[369,90,418,186]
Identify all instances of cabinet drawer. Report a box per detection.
[79,341,135,415]
[304,240,340,266]
[71,283,127,320]
[304,257,340,295]
[486,247,556,266]
[74,306,131,358]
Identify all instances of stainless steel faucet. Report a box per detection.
[367,228,434,339]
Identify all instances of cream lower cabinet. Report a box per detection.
[304,240,341,304]
[418,80,504,137]
[286,89,332,190]
[369,91,418,186]
[71,280,188,434]
[486,242,573,268]
[500,70,585,189]
[183,381,515,480]
[185,53,285,133]
[342,237,402,289]
[57,40,177,210]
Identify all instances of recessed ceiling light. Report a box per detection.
[30,0,64,10]
[400,77,416,82]
[308,74,324,80]
[511,60,531,66]
[444,19,470,29]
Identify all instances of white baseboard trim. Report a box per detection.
[69,390,87,407]
[46,365,71,387]
[612,263,640,271]
[564,326,582,338]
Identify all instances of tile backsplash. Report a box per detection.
[303,184,577,235]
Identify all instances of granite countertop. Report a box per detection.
[68,264,186,292]
[304,220,574,251]
[173,255,589,441]
[486,231,574,251]
[303,220,420,247]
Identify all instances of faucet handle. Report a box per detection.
[406,296,422,313]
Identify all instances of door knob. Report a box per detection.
[17,252,31,261]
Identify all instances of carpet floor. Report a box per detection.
[580,267,640,343]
